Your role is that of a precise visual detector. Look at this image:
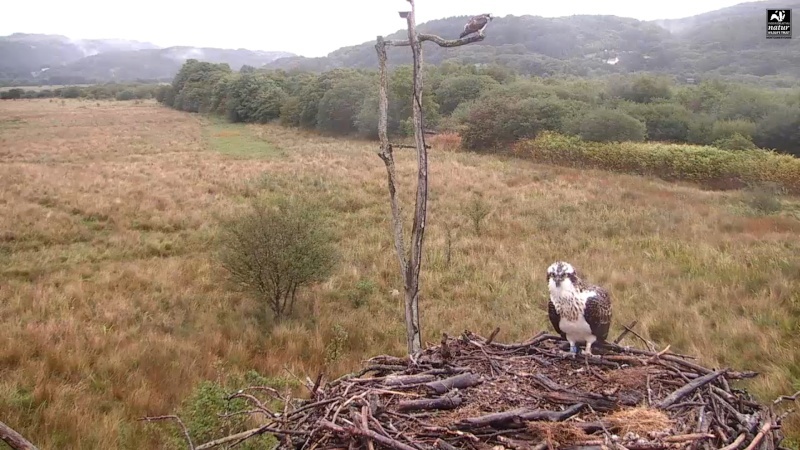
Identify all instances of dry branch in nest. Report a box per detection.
[160,330,793,450]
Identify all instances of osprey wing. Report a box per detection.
[460,15,487,38]
[547,300,565,338]
[583,286,612,342]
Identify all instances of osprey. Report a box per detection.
[546,261,612,358]
[460,14,493,39]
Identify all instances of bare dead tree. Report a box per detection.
[0,420,39,450]
[376,0,488,356]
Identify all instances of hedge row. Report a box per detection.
[515,132,800,194]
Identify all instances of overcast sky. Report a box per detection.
[2,0,758,57]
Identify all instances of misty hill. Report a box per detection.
[0,34,294,85]
[266,1,800,82]
[39,47,296,85]
[0,33,158,78]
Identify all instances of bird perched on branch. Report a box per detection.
[546,261,612,358]
[459,14,493,38]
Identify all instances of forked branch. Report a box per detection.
[375,0,489,356]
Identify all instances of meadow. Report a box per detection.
[1,99,799,449]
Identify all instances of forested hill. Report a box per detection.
[0,33,294,86]
[267,1,800,83]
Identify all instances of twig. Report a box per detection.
[656,370,726,409]
[613,320,638,344]
[424,373,482,395]
[486,327,501,345]
[772,391,800,405]
[718,433,747,450]
[139,415,195,450]
[454,403,585,429]
[320,419,418,450]
[743,420,773,450]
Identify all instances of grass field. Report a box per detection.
[1,99,799,449]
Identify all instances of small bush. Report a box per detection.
[575,109,646,143]
[428,132,462,152]
[711,119,757,142]
[324,324,349,365]
[519,131,800,194]
[714,133,757,151]
[464,194,492,235]
[115,90,136,101]
[349,279,376,308]
[745,182,783,214]
[217,196,337,320]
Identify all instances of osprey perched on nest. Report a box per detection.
[546,261,612,358]
[459,14,493,38]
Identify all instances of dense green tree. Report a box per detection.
[608,74,672,103]
[710,119,757,141]
[753,106,800,156]
[226,73,286,123]
[576,109,647,142]
[315,75,373,135]
[434,74,499,115]
[623,102,691,142]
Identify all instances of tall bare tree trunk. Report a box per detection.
[403,0,426,356]
[375,1,489,356]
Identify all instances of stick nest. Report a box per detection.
[252,331,788,450]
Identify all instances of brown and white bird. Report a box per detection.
[459,14,493,38]
[546,261,612,358]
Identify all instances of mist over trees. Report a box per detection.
[155,59,800,157]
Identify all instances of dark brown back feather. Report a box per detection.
[547,300,565,339]
[583,285,612,342]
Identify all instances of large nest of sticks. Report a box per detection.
[244,330,793,450]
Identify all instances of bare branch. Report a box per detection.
[375,36,409,281]
[139,415,195,450]
[0,421,39,450]
[385,31,487,47]
[773,390,800,405]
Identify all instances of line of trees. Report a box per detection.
[0,83,163,101]
[148,58,798,158]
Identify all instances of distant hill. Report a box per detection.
[266,1,800,82]
[0,33,294,85]
[3,1,799,86]
[40,47,296,85]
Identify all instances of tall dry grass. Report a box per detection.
[0,99,799,449]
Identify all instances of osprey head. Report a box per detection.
[484,13,493,21]
[547,261,580,290]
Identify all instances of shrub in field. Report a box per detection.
[518,131,800,194]
[167,371,294,449]
[216,197,337,321]
[710,119,757,142]
[428,132,462,152]
[461,96,580,150]
[574,109,647,143]
[713,133,757,151]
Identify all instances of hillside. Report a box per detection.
[266,2,800,82]
[40,47,296,84]
[0,33,158,79]
[0,33,294,85]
